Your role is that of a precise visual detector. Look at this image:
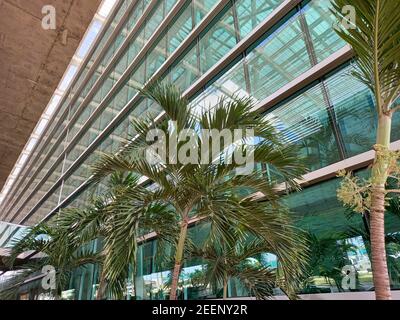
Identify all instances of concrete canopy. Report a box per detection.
[0,0,102,190]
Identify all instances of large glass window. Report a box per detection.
[167,3,193,54]
[247,16,311,100]
[194,0,217,24]
[199,8,237,73]
[269,83,342,171]
[170,43,200,90]
[303,0,345,62]
[284,173,400,293]
[236,0,281,39]
[327,67,377,157]
[391,98,400,142]
[146,34,168,81]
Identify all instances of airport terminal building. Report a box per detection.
[0,0,399,299]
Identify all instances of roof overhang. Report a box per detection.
[0,0,102,190]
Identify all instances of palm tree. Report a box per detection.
[344,194,400,289]
[3,223,102,299]
[190,232,280,300]
[90,82,309,300]
[4,172,176,300]
[52,172,177,299]
[332,0,400,299]
[303,233,356,293]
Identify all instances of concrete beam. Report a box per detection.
[0,0,102,190]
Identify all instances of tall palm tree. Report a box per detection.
[90,82,309,300]
[332,0,400,299]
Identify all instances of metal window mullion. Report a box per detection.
[231,0,241,43]
[231,0,251,94]
[57,109,71,210]
[298,9,347,160]
[192,1,202,82]
[322,80,347,159]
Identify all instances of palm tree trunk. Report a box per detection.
[370,113,392,300]
[223,276,228,300]
[170,216,189,300]
[131,220,139,299]
[96,269,107,300]
[131,263,137,299]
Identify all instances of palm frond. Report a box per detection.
[331,0,400,112]
[235,265,276,300]
[138,81,195,130]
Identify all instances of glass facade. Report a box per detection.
[1,0,400,299]
[61,171,400,300]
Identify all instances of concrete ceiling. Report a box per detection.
[0,0,102,190]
